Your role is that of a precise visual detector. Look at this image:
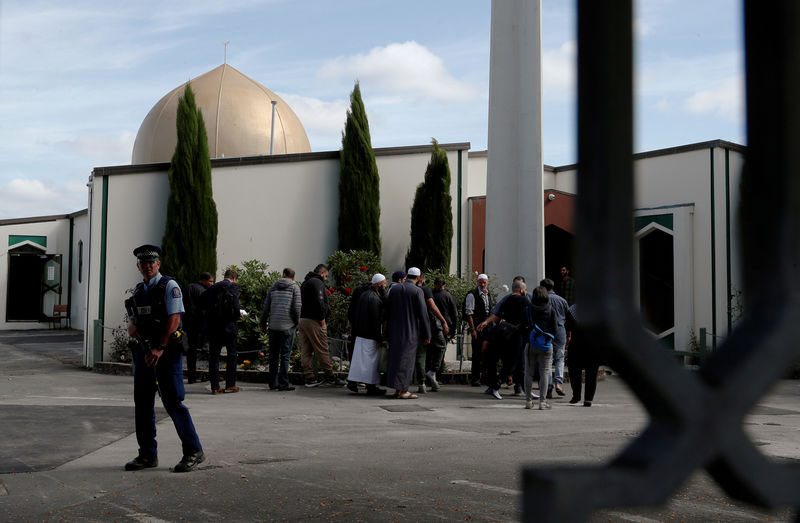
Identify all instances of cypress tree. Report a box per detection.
[161,83,218,287]
[338,82,381,256]
[405,139,453,271]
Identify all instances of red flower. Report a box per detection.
[360,265,368,272]
[326,289,331,295]
[345,287,352,294]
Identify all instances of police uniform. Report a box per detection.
[125,244,204,472]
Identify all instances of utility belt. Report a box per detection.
[129,330,186,353]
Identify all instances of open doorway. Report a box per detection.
[7,245,62,322]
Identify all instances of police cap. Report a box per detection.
[133,244,162,262]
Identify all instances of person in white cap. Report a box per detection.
[464,273,493,386]
[385,267,431,399]
[345,273,388,396]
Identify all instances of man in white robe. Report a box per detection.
[346,273,388,395]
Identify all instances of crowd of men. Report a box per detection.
[124,241,593,473]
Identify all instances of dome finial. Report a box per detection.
[222,40,230,64]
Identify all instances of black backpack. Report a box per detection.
[212,285,238,322]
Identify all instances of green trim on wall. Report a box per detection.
[96,175,109,365]
[9,235,47,247]
[457,149,463,277]
[709,148,717,350]
[634,214,673,232]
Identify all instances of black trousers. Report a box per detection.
[185,327,205,383]
[567,352,600,401]
[209,330,237,390]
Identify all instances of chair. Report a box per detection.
[49,304,69,329]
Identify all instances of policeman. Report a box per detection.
[125,244,205,473]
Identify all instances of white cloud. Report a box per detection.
[277,93,349,149]
[57,132,136,166]
[542,40,576,98]
[684,74,743,122]
[0,179,87,219]
[318,41,477,101]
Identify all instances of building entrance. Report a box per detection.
[6,245,62,322]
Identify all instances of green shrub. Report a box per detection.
[225,260,280,364]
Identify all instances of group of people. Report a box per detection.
[123,241,596,473]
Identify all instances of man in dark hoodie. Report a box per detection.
[260,267,302,391]
[298,264,345,387]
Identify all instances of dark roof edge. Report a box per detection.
[92,142,472,176]
[469,140,745,173]
[0,208,87,226]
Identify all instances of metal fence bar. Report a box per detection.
[521,1,800,520]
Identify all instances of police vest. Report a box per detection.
[132,276,176,344]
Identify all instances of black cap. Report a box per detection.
[391,270,405,282]
[133,244,162,262]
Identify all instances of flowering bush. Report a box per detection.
[325,250,386,339]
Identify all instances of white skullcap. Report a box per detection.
[407,267,421,276]
[478,274,488,281]
[371,273,386,284]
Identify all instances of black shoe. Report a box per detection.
[583,401,593,407]
[471,381,481,387]
[347,381,359,393]
[569,397,580,404]
[305,378,321,388]
[125,455,157,471]
[277,385,295,391]
[173,450,205,473]
[365,386,387,396]
[555,386,566,396]
[323,376,347,387]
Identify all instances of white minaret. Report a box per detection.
[485,0,544,288]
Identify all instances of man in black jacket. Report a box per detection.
[183,272,214,384]
[298,264,345,387]
[205,269,241,394]
[345,273,387,395]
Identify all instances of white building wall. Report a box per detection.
[69,213,89,332]
[85,144,469,362]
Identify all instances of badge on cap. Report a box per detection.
[133,244,162,261]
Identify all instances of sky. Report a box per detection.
[0,0,744,219]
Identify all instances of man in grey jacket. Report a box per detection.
[260,267,302,391]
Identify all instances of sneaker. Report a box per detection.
[484,386,493,395]
[212,388,224,395]
[346,381,359,393]
[539,401,552,410]
[583,401,592,407]
[530,393,540,400]
[569,397,580,404]
[305,378,321,388]
[525,400,533,409]
[173,450,205,473]
[555,385,565,396]
[225,386,239,393]
[125,455,157,471]
[323,376,347,387]
[417,384,427,394]
[426,371,440,391]
[490,388,503,400]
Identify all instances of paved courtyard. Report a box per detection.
[0,330,797,522]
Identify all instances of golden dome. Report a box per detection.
[132,64,311,164]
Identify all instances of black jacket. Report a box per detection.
[203,279,241,335]
[300,271,330,321]
[433,288,458,335]
[352,286,385,341]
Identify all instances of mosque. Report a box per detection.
[0,60,744,365]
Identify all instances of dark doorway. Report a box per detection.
[639,229,674,334]
[545,224,574,282]
[7,249,45,321]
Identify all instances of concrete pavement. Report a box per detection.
[0,330,797,522]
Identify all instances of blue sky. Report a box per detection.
[0,0,743,219]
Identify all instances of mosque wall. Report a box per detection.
[85,144,470,362]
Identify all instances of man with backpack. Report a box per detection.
[204,269,241,395]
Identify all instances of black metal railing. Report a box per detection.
[522,1,800,520]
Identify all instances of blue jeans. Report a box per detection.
[552,343,566,386]
[133,348,202,458]
[268,328,295,389]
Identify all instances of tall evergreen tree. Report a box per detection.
[338,82,381,256]
[161,83,218,287]
[405,139,453,271]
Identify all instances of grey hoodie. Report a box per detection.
[260,278,301,332]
